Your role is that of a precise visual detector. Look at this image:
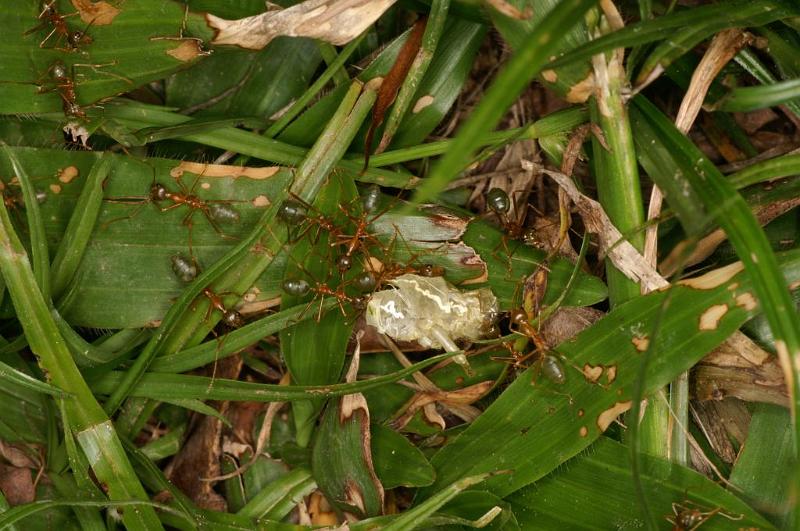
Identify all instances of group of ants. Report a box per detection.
[19,1,561,379]
[15,2,751,528]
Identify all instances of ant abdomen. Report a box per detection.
[222,310,244,329]
[486,187,511,215]
[171,254,198,282]
[361,184,381,214]
[209,203,239,223]
[282,278,310,297]
[541,354,566,385]
[277,200,307,224]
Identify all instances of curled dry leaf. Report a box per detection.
[206,0,399,50]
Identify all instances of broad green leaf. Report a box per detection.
[372,424,435,488]
[730,404,795,528]
[0,0,207,115]
[312,394,384,518]
[418,251,800,498]
[166,37,321,119]
[631,96,800,447]
[507,437,774,530]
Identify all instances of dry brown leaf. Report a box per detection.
[542,169,668,291]
[0,465,35,506]
[206,0,398,50]
[70,0,120,25]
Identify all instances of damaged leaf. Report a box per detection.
[207,0,399,50]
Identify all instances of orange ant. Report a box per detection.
[276,195,344,245]
[281,271,374,323]
[666,500,743,531]
[491,309,566,385]
[330,184,393,271]
[39,60,86,119]
[24,1,93,52]
[201,287,244,329]
[104,174,240,252]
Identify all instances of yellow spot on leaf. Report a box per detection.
[605,365,617,385]
[577,409,584,417]
[412,95,434,113]
[49,184,61,194]
[541,69,558,83]
[679,261,744,289]
[582,364,603,383]
[252,195,270,208]
[166,40,205,62]
[201,182,211,190]
[631,336,649,352]
[735,292,757,311]
[58,166,79,183]
[71,0,119,24]
[565,73,595,103]
[597,401,632,432]
[579,426,588,437]
[170,161,281,180]
[699,304,728,330]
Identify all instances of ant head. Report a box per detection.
[223,310,244,329]
[277,199,306,224]
[419,263,444,277]
[486,188,511,215]
[151,183,168,201]
[69,30,92,46]
[49,60,68,80]
[509,308,528,327]
[351,296,368,311]
[336,254,353,272]
[282,278,310,297]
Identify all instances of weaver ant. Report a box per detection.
[493,308,566,385]
[276,195,343,245]
[201,287,244,329]
[330,184,393,271]
[105,174,240,254]
[666,500,742,530]
[486,187,545,248]
[281,269,375,322]
[39,60,86,119]
[24,1,93,52]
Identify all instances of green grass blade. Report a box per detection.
[548,0,799,70]
[92,351,463,402]
[236,468,315,521]
[50,153,111,299]
[508,437,774,529]
[631,95,800,440]
[2,143,50,300]
[713,78,800,112]
[418,250,800,498]
[730,404,796,528]
[0,148,162,528]
[728,153,800,189]
[0,359,69,397]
